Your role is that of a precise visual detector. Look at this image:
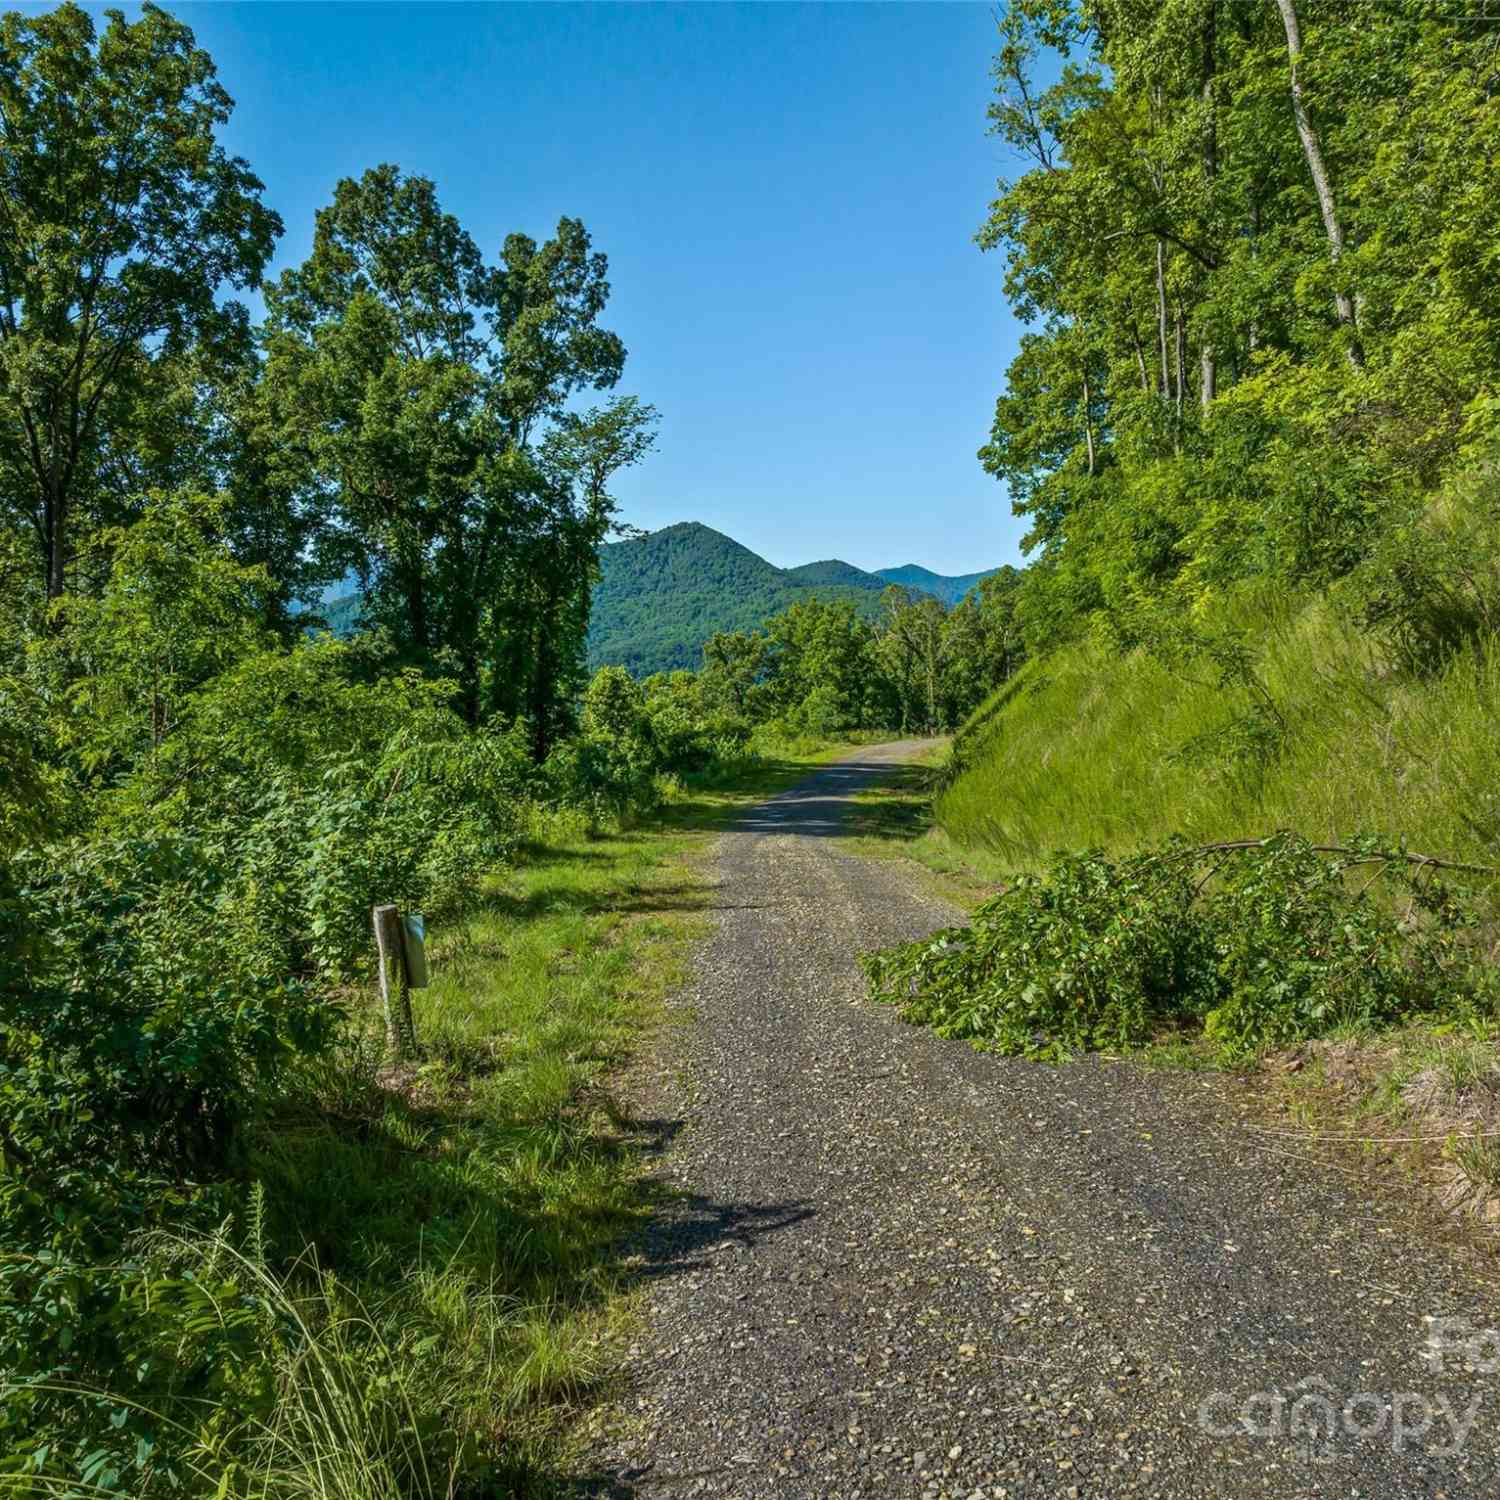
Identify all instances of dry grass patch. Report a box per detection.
[1250,1030,1500,1237]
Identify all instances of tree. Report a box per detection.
[764,597,877,729]
[701,629,770,715]
[503,395,659,757]
[975,0,1500,645]
[876,586,950,733]
[260,165,639,736]
[0,2,281,603]
[1274,0,1362,369]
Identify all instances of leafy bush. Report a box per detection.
[0,835,337,1487]
[1345,457,1500,673]
[863,834,1497,1060]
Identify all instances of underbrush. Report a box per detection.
[863,834,1499,1061]
[911,477,1500,1072]
[1,817,710,1497]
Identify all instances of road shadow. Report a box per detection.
[731,756,935,840]
[553,1118,816,1498]
[609,1111,815,1280]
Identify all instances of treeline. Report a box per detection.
[0,4,664,1489]
[614,571,1027,772]
[977,0,1500,667]
[1,6,658,748]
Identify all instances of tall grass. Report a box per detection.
[235,822,707,1492]
[938,586,1500,880]
[0,814,717,1498]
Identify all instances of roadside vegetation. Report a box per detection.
[0,4,886,1490]
[862,0,1500,1224]
[12,0,1500,1484]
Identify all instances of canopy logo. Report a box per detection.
[1196,1318,1496,1465]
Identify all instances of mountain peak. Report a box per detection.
[589,523,1004,676]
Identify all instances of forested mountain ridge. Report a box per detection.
[875,563,999,606]
[586,521,1001,674]
[587,523,888,675]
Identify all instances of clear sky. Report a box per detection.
[56,2,1034,575]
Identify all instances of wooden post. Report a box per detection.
[373,903,415,1059]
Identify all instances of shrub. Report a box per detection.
[863,834,1497,1060]
[0,835,337,1487]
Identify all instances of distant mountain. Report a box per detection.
[319,592,367,635]
[304,523,1005,679]
[782,559,888,591]
[587,523,898,675]
[876,563,998,606]
[587,522,1004,676]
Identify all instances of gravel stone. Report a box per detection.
[581,743,1500,1497]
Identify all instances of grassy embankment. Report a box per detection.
[118,740,853,1499]
[845,592,1500,1223]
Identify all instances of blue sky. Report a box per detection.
[61,2,1035,575]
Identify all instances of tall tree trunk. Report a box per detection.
[1155,240,1171,400]
[1247,196,1262,354]
[407,565,429,652]
[1081,373,1096,474]
[1200,0,1217,411]
[530,623,555,762]
[1275,0,1364,370]
[1173,303,1185,417]
[45,481,66,601]
[1130,324,1152,394]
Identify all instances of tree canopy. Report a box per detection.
[0,1,280,607]
[978,0,1500,652]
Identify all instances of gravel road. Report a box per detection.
[581,742,1500,1498]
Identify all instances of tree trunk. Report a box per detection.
[1081,373,1096,474]
[1275,0,1364,370]
[45,481,66,602]
[529,583,561,762]
[1200,0,1217,412]
[1155,241,1171,400]
[1247,197,1261,354]
[1173,302,1186,427]
[1130,324,1152,394]
[407,563,429,652]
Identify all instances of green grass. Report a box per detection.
[143,740,871,1498]
[939,586,1500,884]
[233,812,714,1494]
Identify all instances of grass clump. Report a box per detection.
[1,815,706,1496]
[863,834,1498,1061]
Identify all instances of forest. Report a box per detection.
[870,0,1500,1076]
[9,0,1500,1492]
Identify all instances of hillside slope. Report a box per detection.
[876,563,997,606]
[585,523,892,675]
[937,584,1500,880]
